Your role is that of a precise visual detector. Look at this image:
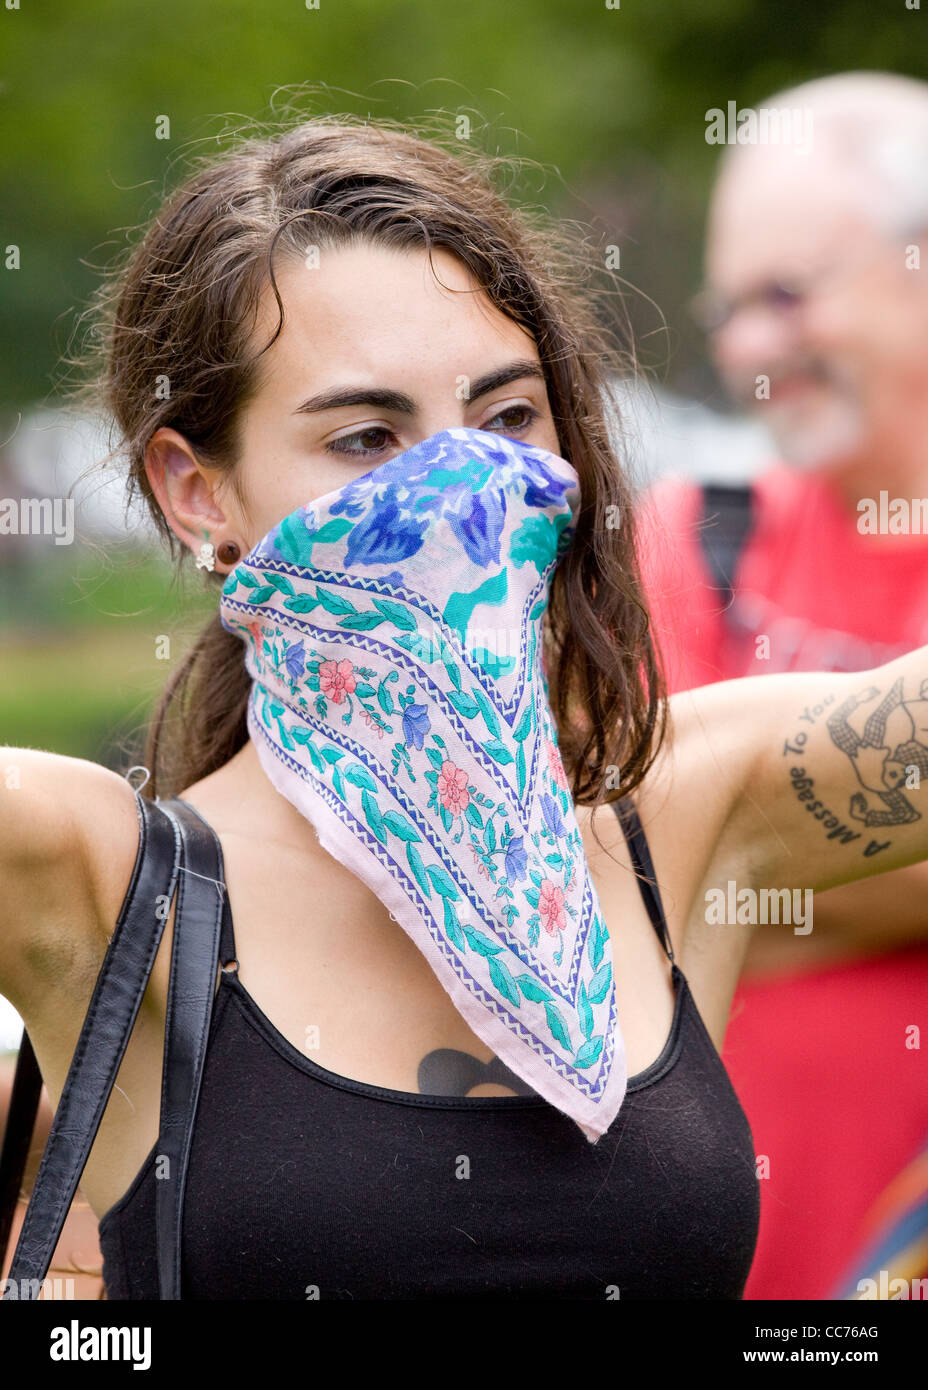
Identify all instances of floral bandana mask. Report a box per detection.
[218,427,626,1141]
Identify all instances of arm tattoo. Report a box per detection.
[826,677,927,827]
[782,676,927,859]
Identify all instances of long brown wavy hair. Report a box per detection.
[66,99,669,823]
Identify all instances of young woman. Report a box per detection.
[3,114,926,1299]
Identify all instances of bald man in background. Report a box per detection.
[638,72,928,1300]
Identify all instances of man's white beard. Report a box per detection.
[730,357,867,472]
[763,388,867,471]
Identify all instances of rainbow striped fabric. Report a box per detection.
[830,1130,928,1299]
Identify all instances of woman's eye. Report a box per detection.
[325,426,396,458]
[484,404,540,433]
[324,404,540,458]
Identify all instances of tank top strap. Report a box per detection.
[610,795,676,964]
[218,879,237,971]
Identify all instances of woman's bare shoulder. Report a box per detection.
[613,685,765,947]
[0,748,142,1011]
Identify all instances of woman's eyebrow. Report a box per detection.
[292,359,546,416]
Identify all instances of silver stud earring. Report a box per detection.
[195,540,215,572]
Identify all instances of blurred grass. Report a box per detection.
[0,546,218,767]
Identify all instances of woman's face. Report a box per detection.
[146,242,562,568]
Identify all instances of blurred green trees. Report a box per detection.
[0,0,923,762]
[1,0,924,407]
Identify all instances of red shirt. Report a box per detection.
[636,465,928,1299]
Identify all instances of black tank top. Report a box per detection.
[97,797,759,1299]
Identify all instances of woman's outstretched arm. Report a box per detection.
[695,644,928,902]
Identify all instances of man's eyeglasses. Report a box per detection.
[689,228,928,336]
[688,277,809,335]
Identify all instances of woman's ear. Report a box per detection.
[145,427,243,568]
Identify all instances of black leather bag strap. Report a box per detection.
[0,1029,43,1263]
[0,788,181,1297]
[697,482,755,612]
[152,796,228,1301]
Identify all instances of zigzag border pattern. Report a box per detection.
[230,554,551,722]
[248,697,618,1101]
[222,595,546,809]
[252,677,597,1003]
